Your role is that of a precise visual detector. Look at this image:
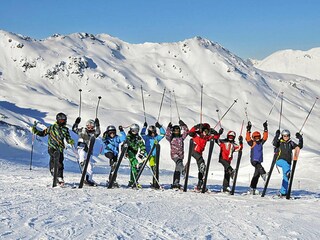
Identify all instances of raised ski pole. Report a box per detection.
[244,102,249,122]
[200,85,203,124]
[286,97,318,199]
[79,89,82,117]
[230,120,244,195]
[141,85,147,123]
[169,91,172,123]
[278,92,284,130]
[267,89,282,121]
[157,87,166,122]
[216,109,222,128]
[213,99,238,129]
[173,90,181,120]
[95,96,102,119]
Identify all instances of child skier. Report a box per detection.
[245,121,268,195]
[126,124,146,188]
[272,129,303,197]
[165,119,189,189]
[188,123,222,190]
[102,125,126,187]
[218,130,243,193]
[72,117,101,186]
[141,121,165,188]
[32,112,74,185]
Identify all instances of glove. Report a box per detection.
[168,122,172,128]
[189,131,196,137]
[143,122,148,127]
[218,128,224,135]
[95,118,100,127]
[238,135,243,144]
[179,119,185,126]
[138,153,144,160]
[155,122,161,128]
[210,128,218,135]
[263,121,268,131]
[33,121,38,127]
[75,117,81,124]
[275,129,280,137]
[69,139,75,145]
[119,125,124,132]
[246,121,252,132]
[296,132,302,139]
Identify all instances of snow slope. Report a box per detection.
[253,48,320,80]
[0,30,319,239]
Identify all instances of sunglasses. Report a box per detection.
[283,135,289,137]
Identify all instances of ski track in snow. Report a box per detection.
[1,160,319,240]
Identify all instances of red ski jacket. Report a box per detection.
[218,139,243,162]
[189,124,220,154]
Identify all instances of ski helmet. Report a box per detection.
[86,119,95,131]
[148,125,157,135]
[281,129,291,137]
[106,125,116,135]
[56,112,67,126]
[227,130,236,140]
[252,131,261,140]
[130,124,140,134]
[172,125,181,136]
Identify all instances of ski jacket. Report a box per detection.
[32,122,74,152]
[72,123,101,149]
[141,126,165,156]
[165,124,189,160]
[126,132,146,155]
[189,124,220,154]
[218,139,242,163]
[273,135,303,164]
[246,130,268,163]
[102,130,126,156]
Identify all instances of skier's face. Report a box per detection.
[109,131,116,138]
[282,135,290,141]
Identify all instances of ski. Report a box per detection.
[135,143,157,183]
[52,150,60,187]
[201,140,215,193]
[230,149,243,195]
[261,149,279,197]
[79,136,96,189]
[286,147,301,199]
[153,144,161,189]
[183,139,194,192]
[107,142,128,189]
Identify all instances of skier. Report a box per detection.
[72,117,101,186]
[218,130,243,193]
[165,119,189,189]
[141,121,165,188]
[188,123,222,190]
[272,129,303,197]
[32,113,74,185]
[245,121,268,195]
[126,124,146,188]
[102,125,126,187]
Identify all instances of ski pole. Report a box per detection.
[200,85,203,123]
[278,92,284,130]
[79,89,82,117]
[267,89,282,120]
[173,90,181,120]
[145,164,163,190]
[240,119,245,136]
[216,109,222,128]
[299,97,318,133]
[244,102,249,122]
[213,99,238,129]
[141,85,147,123]
[95,96,102,119]
[169,90,172,123]
[157,87,166,122]
[29,132,35,170]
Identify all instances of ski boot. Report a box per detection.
[57,177,65,186]
[221,186,231,194]
[84,175,97,186]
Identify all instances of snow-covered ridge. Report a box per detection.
[253,48,320,80]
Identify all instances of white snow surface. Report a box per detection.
[0,30,319,239]
[253,48,320,80]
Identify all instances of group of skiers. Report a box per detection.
[32,112,303,196]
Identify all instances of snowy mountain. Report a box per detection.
[0,30,319,239]
[253,48,320,80]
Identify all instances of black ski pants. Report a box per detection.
[219,159,233,190]
[105,152,118,181]
[48,148,64,178]
[191,151,206,180]
[250,161,266,189]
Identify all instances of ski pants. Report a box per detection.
[48,148,64,178]
[105,152,118,182]
[276,159,291,195]
[173,158,184,184]
[78,147,94,181]
[127,151,139,183]
[219,159,233,190]
[250,161,266,189]
[191,151,206,181]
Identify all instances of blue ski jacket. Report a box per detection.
[102,131,126,156]
[141,126,165,156]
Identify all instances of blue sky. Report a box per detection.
[1,0,319,59]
